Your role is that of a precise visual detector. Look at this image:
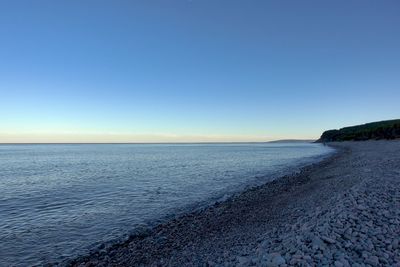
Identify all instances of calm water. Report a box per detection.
[0,143,333,266]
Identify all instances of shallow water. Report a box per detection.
[0,142,333,266]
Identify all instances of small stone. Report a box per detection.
[250,257,259,265]
[321,236,336,244]
[237,256,249,265]
[356,205,367,210]
[207,260,215,266]
[365,255,379,266]
[340,258,350,266]
[303,255,311,261]
[311,236,325,250]
[267,253,286,266]
[380,257,389,264]
[392,239,399,249]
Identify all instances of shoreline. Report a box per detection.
[69,141,400,266]
[66,144,342,266]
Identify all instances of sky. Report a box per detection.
[0,0,399,143]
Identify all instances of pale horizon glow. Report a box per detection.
[0,132,316,144]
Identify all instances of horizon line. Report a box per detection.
[0,139,316,145]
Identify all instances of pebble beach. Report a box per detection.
[70,141,400,267]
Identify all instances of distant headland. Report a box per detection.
[318,119,400,142]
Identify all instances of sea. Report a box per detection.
[0,142,333,266]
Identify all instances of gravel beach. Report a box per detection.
[69,141,400,267]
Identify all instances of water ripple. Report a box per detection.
[0,143,333,266]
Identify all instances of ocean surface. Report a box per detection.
[0,142,333,266]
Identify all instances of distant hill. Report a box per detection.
[318,119,400,142]
[268,139,315,143]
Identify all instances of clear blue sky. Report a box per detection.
[1,1,399,142]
